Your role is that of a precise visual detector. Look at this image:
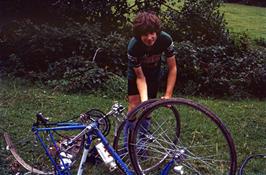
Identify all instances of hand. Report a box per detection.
[161,96,171,100]
[80,113,88,123]
[141,97,148,103]
[161,96,172,108]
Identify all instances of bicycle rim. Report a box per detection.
[113,99,158,173]
[129,98,237,175]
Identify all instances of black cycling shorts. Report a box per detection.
[128,79,159,99]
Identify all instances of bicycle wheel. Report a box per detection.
[82,109,111,138]
[113,99,159,172]
[4,117,84,174]
[238,154,266,175]
[128,98,237,175]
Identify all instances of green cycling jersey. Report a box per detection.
[127,31,175,80]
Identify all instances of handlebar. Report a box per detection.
[106,103,125,117]
[105,102,126,123]
[34,102,125,128]
[34,113,49,126]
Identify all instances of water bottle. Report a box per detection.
[95,142,117,171]
[173,165,184,175]
[59,152,73,169]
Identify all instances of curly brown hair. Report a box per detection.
[132,11,161,38]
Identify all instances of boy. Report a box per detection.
[124,11,177,143]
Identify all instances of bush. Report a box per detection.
[47,56,111,92]
[91,32,128,76]
[53,0,130,32]
[162,0,231,46]
[248,52,266,98]
[101,74,127,99]
[0,19,128,81]
[0,19,102,72]
[254,37,266,48]
[0,0,168,93]
[1,0,265,99]
[175,41,266,98]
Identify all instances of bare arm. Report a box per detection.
[134,67,148,102]
[163,55,177,99]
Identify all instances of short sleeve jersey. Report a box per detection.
[127,31,175,80]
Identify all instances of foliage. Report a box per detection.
[0,19,101,72]
[92,32,128,75]
[0,0,168,92]
[47,56,111,92]
[162,0,231,46]
[0,19,128,92]
[0,0,56,18]
[249,58,266,98]
[1,0,266,98]
[102,74,127,99]
[255,37,266,48]
[130,0,166,13]
[0,0,168,31]
[158,0,266,98]
[175,40,266,98]
[53,0,130,31]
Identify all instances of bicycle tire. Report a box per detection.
[128,98,237,175]
[238,154,266,175]
[113,99,159,172]
[83,109,111,138]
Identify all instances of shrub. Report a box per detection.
[162,0,231,46]
[0,19,128,79]
[0,19,102,71]
[175,41,266,98]
[47,56,111,92]
[254,37,266,48]
[52,0,130,31]
[248,51,266,98]
[101,74,127,99]
[1,0,265,99]
[92,32,128,76]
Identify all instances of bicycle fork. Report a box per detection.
[77,135,92,175]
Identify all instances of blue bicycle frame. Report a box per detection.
[32,121,134,175]
[32,118,177,175]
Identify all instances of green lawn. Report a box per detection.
[128,1,266,39]
[221,3,266,39]
[1,79,266,174]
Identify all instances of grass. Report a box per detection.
[0,78,124,174]
[0,78,266,174]
[127,1,266,39]
[221,3,266,39]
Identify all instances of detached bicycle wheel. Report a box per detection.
[113,99,160,172]
[128,98,237,175]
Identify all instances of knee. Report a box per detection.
[128,95,141,116]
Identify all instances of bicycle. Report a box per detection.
[4,102,130,175]
[3,101,179,175]
[4,98,237,175]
